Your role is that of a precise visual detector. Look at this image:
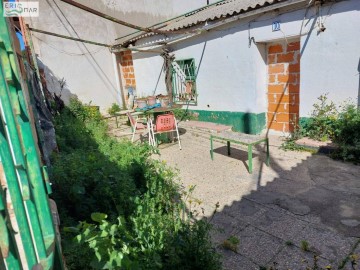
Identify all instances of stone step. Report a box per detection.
[179,120,232,133]
[295,137,338,154]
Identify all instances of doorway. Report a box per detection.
[267,41,300,133]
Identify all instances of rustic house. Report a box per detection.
[116,0,360,134]
[29,0,360,134]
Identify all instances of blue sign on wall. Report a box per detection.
[272,21,281,32]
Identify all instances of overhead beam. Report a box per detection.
[28,27,111,47]
[111,46,163,54]
[29,27,164,53]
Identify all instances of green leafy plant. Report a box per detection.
[222,235,240,252]
[302,255,333,270]
[301,240,310,252]
[332,104,360,163]
[350,254,359,269]
[285,240,293,246]
[74,214,135,269]
[303,93,338,141]
[282,95,360,162]
[51,98,221,269]
[173,108,197,121]
[280,116,312,152]
[107,103,121,116]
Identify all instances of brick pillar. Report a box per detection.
[119,50,136,102]
[267,41,300,132]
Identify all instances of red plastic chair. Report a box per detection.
[149,113,182,149]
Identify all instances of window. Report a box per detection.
[171,58,197,105]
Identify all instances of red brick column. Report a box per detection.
[267,41,300,133]
[119,50,136,94]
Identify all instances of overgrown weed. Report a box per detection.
[51,98,221,269]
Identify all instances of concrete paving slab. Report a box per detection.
[222,199,266,223]
[296,186,360,237]
[295,224,358,265]
[109,121,360,269]
[271,245,333,269]
[217,249,259,270]
[251,208,308,242]
[210,212,247,245]
[256,177,314,198]
[343,242,360,270]
[234,226,283,266]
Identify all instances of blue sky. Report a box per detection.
[9,0,25,50]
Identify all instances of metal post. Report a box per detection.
[227,141,231,156]
[210,135,214,160]
[248,144,253,174]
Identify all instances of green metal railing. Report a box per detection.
[0,7,63,270]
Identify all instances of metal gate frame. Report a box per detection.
[0,7,64,270]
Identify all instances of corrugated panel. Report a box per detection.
[123,0,288,44]
[162,0,286,31]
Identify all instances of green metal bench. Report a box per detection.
[210,131,270,173]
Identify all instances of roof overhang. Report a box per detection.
[115,0,311,49]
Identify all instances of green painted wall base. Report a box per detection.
[189,110,266,134]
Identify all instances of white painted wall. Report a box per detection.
[27,0,210,112]
[132,53,167,97]
[134,23,269,114]
[133,0,360,117]
[299,1,360,116]
[170,28,267,114]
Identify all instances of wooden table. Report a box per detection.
[135,104,182,115]
[210,131,269,174]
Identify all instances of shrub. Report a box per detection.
[51,98,221,269]
[332,104,360,162]
[283,95,360,162]
[173,108,197,121]
[107,103,121,116]
[303,94,338,141]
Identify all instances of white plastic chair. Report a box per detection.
[126,112,152,144]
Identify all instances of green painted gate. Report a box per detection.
[0,7,64,270]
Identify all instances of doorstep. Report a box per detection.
[180,120,232,133]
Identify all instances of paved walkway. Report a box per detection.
[152,124,360,270]
[109,119,360,269]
